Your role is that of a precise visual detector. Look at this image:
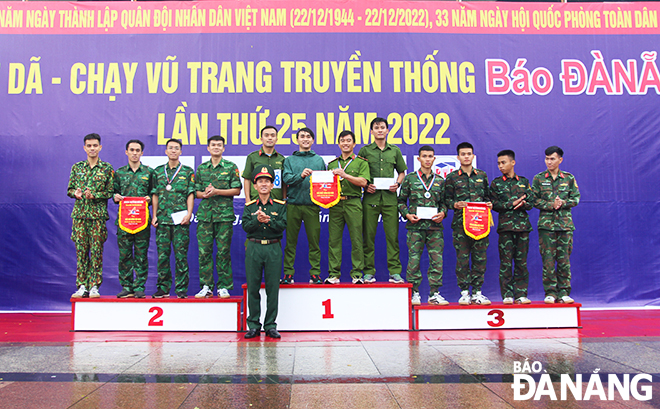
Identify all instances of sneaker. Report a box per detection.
[411,292,421,305]
[503,297,514,305]
[560,295,574,304]
[472,291,491,305]
[89,286,100,298]
[351,277,364,284]
[153,288,168,299]
[71,285,87,299]
[134,290,146,299]
[309,275,323,284]
[428,292,449,306]
[280,275,294,285]
[195,285,213,299]
[117,289,134,299]
[389,274,405,284]
[458,290,471,305]
[515,297,531,304]
[176,292,188,299]
[363,274,376,283]
[218,288,230,299]
[544,295,556,304]
[325,276,341,284]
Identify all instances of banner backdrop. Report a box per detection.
[1,1,659,310]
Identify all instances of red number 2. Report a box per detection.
[487,309,505,327]
[322,299,334,319]
[148,306,164,326]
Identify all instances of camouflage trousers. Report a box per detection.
[156,224,190,294]
[498,231,530,299]
[71,218,108,289]
[452,229,489,292]
[539,230,573,298]
[406,229,444,293]
[117,227,150,292]
[197,221,234,291]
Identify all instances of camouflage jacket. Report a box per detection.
[195,158,242,223]
[114,163,154,198]
[490,174,533,232]
[152,163,195,225]
[242,197,287,240]
[532,170,580,231]
[67,160,114,220]
[444,168,490,230]
[398,171,447,231]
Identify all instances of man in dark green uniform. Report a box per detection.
[358,117,407,283]
[113,139,154,299]
[532,146,580,304]
[490,150,533,305]
[282,127,326,284]
[243,165,287,339]
[194,135,242,299]
[151,139,195,299]
[68,133,114,298]
[398,146,448,305]
[243,125,286,201]
[444,142,492,305]
[325,130,370,284]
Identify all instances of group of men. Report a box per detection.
[67,118,580,338]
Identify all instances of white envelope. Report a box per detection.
[171,210,188,225]
[373,177,395,190]
[311,170,334,183]
[416,207,437,220]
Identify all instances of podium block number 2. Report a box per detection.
[148,306,164,326]
[322,299,334,319]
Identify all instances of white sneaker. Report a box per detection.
[325,277,341,284]
[544,295,556,304]
[352,277,364,284]
[458,290,471,305]
[89,286,100,298]
[560,295,574,304]
[195,285,213,298]
[71,285,87,299]
[218,288,230,299]
[428,292,449,306]
[516,297,532,304]
[411,292,421,305]
[363,274,376,283]
[503,297,514,305]
[472,291,491,305]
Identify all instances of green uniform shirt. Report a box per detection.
[152,163,195,225]
[398,171,447,231]
[490,174,533,233]
[327,154,371,198]
[195,158,242,223]
[242,149,286,201]
[444,168,490,230]
[243,197,287,240]
[358,142,407,206]
[67,160,114,220]
[532,170,580,231]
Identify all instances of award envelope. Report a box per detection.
[310,171,341,209]
[462,202,492,240]
[118,197,149,234]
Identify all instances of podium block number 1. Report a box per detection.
[322,299,334,319]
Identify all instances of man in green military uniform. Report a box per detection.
[68,133,114,298]
[194,135,242,299]
[243,125,286,201]
[243,165,287,339]
[532,146,580,304]
[282,127,326,284]
[325,130,370,284]
[398,146,448,305]
[113,139,154,299]
[490,150,533,305]
[444,142,492,305]
[151,139,195,299]
[358,117,407,283]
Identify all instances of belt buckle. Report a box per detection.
[261,239,268,245]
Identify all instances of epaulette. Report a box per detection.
[245,199,258,206]
[357,155,368,161]
[273,199,286,205]
[328,157,340,163]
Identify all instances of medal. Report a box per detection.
[424,192,431,198]
[338,155,354,181]
[164,163,182,192]
[417,171,436,200]
[166,184,172,191]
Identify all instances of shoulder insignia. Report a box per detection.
[273,199,286,205]
[245,199,258,206]
[235,169,240,177]
[357,155,368,161]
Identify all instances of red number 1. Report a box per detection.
[148,306,164,326]
[322,299,334,319]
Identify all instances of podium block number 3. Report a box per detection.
[322,299,334,319]
[487,309,505,327]
[148,306,164,326]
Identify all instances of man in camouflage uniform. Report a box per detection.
[325,130,370,284]
[532,146,580,304]
[398,146,448,305]
[151,139,195,299]
[194,135,242,299]
[68,133,114,298]
[243,165,287,339]
[490,150,533,305]
[243,125,286,201]
[444,142,492,305]
[113,139,154,299]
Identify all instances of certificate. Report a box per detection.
[171,210,188,225]
[311,170,334,183]
[373,177,396,190]
[416,207,437,220]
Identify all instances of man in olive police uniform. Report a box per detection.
[243,125,286,201]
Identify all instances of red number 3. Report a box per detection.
[487,309,505,327]
[148,306,164,326]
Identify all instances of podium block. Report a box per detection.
[71,296,242,331]
[242,283,413,331]
[414,302,581,330]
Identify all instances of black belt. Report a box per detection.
[248,238,281,245]
[340,196,360,201]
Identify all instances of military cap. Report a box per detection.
[252,165,275,183]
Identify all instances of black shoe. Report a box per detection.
[176,292,188,299]
[152,289,168,299]
[265,328,281,339]
[134,290,145,299]
[309,275,323,284]
[117,289,135,299]
[244,328,260,339]
[280,275,294,284]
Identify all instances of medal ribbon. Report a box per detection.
[165,162,183,187]
[339,155,354,172]
[416,170,436,196]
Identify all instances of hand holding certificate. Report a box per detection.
[373,177,396,190]
[416,207,437,220]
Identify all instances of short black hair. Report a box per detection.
[370,117,388,130]
[208,135,225,146]
[545,146,564,157]
[296,127,315,140]
[261,125,278,137]
[125,139,144,150]
[418,145,435,155]
[338,130,355,143]
[497,149,515,160]
[166,138,183,148]
[84,133,101,144]
[456,142,474,154]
